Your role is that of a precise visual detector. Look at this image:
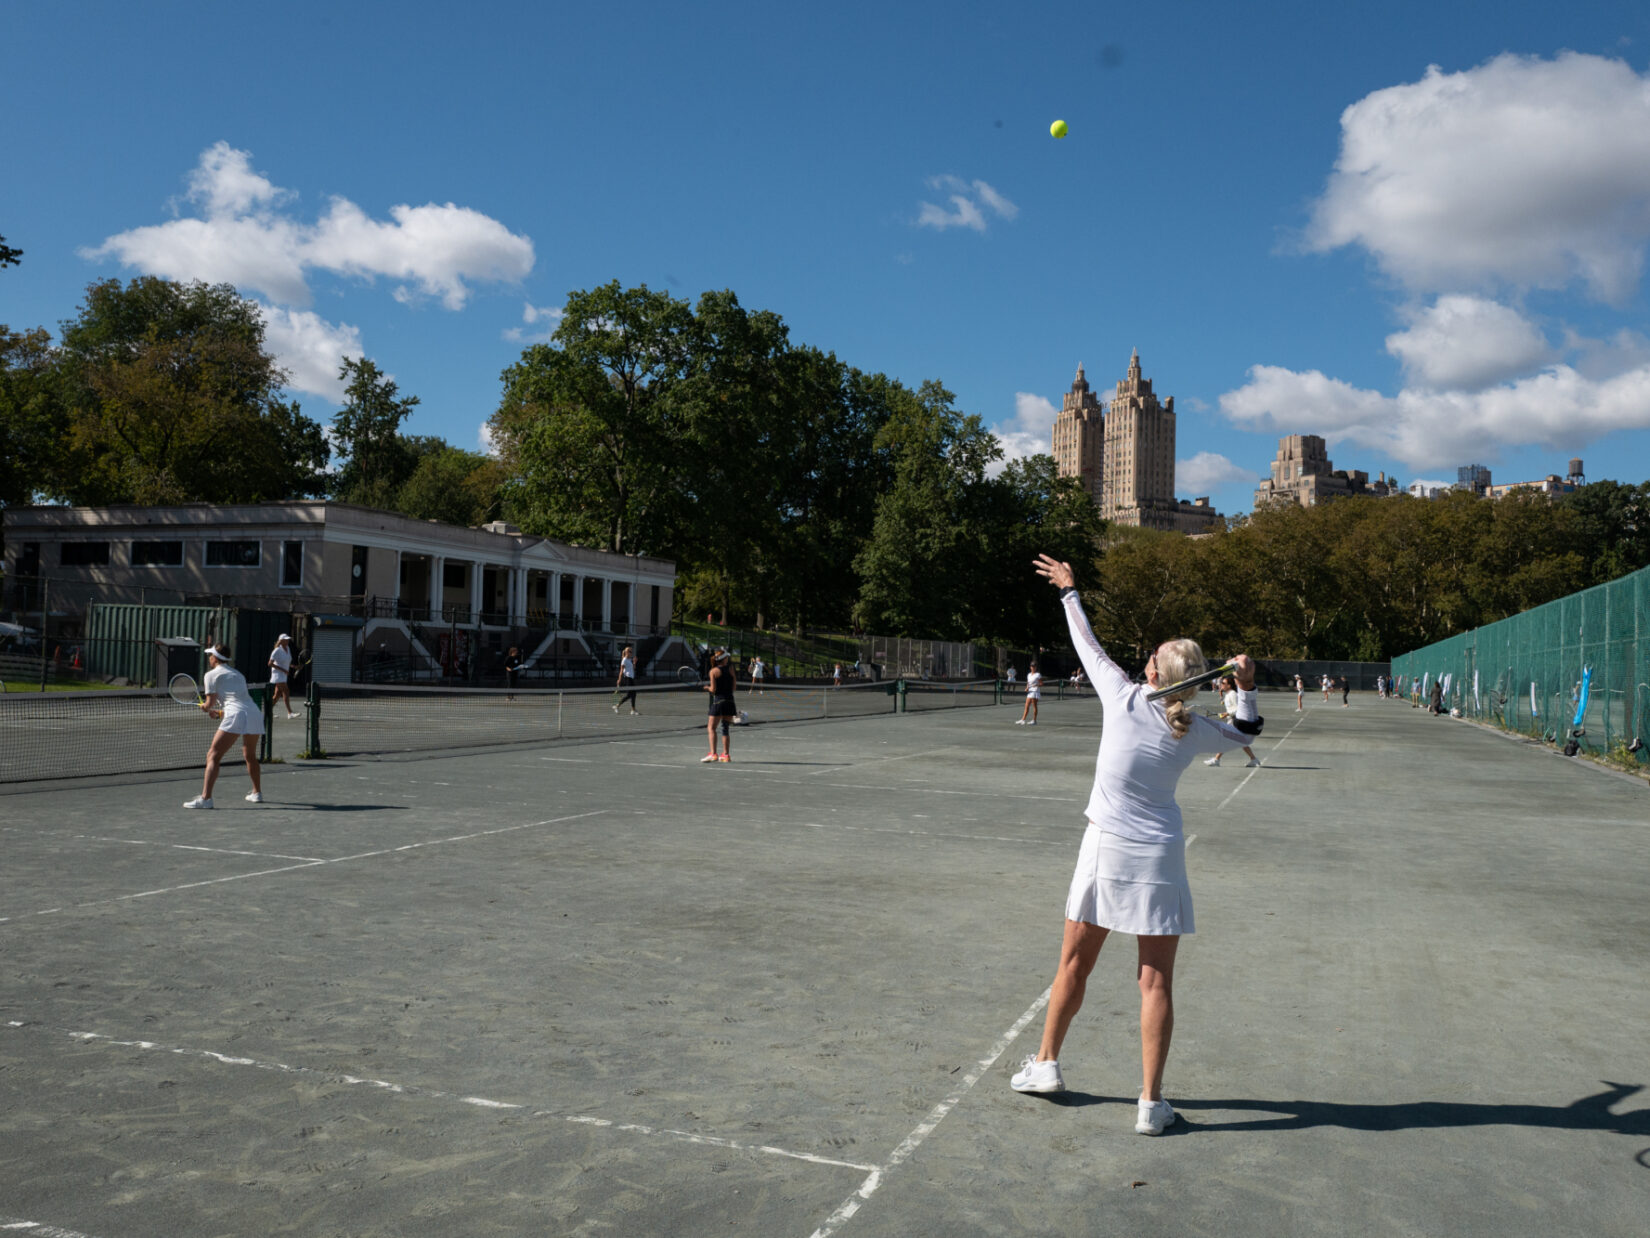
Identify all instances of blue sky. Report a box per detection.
[5,1,1650,516]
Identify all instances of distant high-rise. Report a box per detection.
[1253,434,1397,507]
[1051,351,1221,533]
[1051,363,1104,503]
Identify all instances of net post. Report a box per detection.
[898,679,907,713]
[260,683,273,762]
[996,678,1003,706]
[557,690,563,738]
[306,681,320,755]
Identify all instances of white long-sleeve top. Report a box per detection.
[1061,589,1247,844]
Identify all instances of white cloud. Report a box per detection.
[1176,452,1258,495]
[1220,361,1650,470]
[916,176,1018,232]
[258,305,362,401]
[478,421,499,456]
[85,142,535,310]
[1306,53,1650,303]
[1385,295,1555,390]
[503,301,564,343]
[990,391,1059,473]
[1565,326,1650,381]
[186,140,287,218]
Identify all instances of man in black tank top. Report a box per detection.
[703,649,738,763]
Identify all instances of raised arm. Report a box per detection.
[1032,554,1131,699]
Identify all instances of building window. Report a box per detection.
[60,541,111,567]
[281,540,304,588]
[131,540,184,567]
[204,540,261,568]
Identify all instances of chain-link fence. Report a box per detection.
[1390,563,1650,767]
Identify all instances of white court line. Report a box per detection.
[802,747,959,776]
[807,987,1052,1238]
[804,823,1063,848]
[0,811,608,924]
[3,1020,873,1174]
[817,783,1073,803]
[1215,711,1311,813]
[0,1216,106,1238]
[75,834,323,863]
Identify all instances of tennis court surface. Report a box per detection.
[2,692,1646,1236]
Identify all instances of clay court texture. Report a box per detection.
[2,688,1646,1236]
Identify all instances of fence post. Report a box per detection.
[260,684,273,762]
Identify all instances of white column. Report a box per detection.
[547,571,560,628]
[430,555,444,619]
[469,562,483,625]
[601,579,613,634]
[571,574,584,628]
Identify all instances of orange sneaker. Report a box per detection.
[718,754,731,763]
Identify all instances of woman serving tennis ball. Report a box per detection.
[1010,554,1252,1135]
[183,645,264,809]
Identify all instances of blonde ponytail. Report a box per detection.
[1151,638,1208,740]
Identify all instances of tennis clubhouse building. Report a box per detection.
[1,502,680,682]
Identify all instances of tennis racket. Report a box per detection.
[677,665,702,686]
[169,673,221,719]
[1146,661,1238,702]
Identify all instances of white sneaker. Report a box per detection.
[1014,719,1026,725]
[183,796,214,810]
[245,791,263,803]
[286,712,300,719]
[1135,1097,1178,1135]
[1026,719,1036,726]
[700,753,719,763]
[613,703,620,713]
[1204,756,1221,766]
[630,709,639,716]
[1244,757,1261,768]
[1010,1055,1065,1094]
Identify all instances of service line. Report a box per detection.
[3,1020,872,1175]
[806,987,1053,1238]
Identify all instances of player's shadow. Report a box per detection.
[1175,1081,1649,1139]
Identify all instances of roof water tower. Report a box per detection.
[1568,458,1585,485]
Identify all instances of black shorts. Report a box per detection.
[709,700,738,718]
[1233,716,1264,737]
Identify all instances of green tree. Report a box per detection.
[396,446,508,528]
[854,380,1003,639]
[1560,480,1650,583]
[0,326,63,512]
[492,281,695,556]
[52,278,329,505]
[330,356,423,508]
[0,235,20,270]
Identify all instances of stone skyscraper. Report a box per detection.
[1051,363,1104,503]
[1051,351,1222,534]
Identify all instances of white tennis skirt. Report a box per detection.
[1064,823,1194,936]
[217,707,264,737]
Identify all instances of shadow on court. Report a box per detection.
[1178,1081,1650,1136]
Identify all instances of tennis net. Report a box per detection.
[900,679,999,711]
[309,677,903,758]
[0,688,257,784]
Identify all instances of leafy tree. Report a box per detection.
[51,278,329,505]
[397,446,508,528]
[854,380,1003,639]
[330,356,423,508]
[0,234,20,270]
[1560,480,1650,583]
[0,326,64,512]
[492,281,695,556]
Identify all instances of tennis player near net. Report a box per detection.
[702,649,737,763]
[183,644,265,809]
[1010,554,1252,1135]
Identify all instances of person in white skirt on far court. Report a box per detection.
[1010,555,1250,1136]
[184,645,265,809]
[1016,662,1043,725]
[267,634,298,718]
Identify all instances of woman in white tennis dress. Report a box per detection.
[184,645,265,809]
[1010,555,1250,1136]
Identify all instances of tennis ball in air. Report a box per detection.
[1050,119,1068,139]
